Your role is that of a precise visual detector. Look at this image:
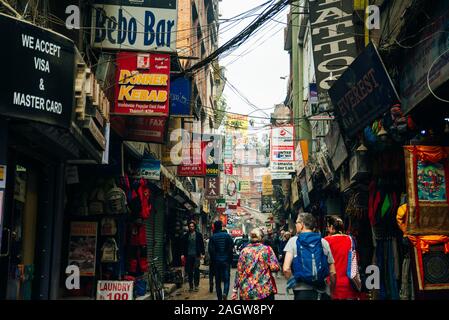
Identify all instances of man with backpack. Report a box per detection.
[283,212,336,300]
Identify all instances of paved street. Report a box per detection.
[168,265,292,301]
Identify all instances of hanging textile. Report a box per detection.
[403,146,449,235]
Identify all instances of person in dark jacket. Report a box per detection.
[209,220,234,300]
[181,221,205,292]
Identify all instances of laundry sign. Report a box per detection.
[91,0,177,52]
[96,281,133,300]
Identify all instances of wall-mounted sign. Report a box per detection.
[91,0,177,52]
[0,13,75,129]
[216,198,226,213]
[308,0,358,99]
[97,281,133,300]
[270,125,295,173]
[329,42,400,137]
[170,76,192,116]
[324,121,348,171]
[111,116,167,143]
[114,52,170,116]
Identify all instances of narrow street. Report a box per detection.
[168,265,290,301]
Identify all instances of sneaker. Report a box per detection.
[223,295,227,300]
[194,287,199,292]
[189,287,194,292]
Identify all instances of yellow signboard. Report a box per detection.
[262,173,273,195]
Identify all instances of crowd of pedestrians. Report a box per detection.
[181,212,362,300]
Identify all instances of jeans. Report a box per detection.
[214,261,230,300]
[293,290,330,300]
[185,255,200,289]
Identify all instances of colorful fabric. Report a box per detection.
[233,243,280,300]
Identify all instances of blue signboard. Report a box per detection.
[133,158,161,181]
[170,76,192,116]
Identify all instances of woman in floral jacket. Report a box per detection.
[231,228,280,300]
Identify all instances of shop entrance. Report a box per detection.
[0,152,42,300]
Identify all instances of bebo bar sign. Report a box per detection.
[91,1,177,52]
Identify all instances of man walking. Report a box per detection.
[209,220,234,300]
[181,221,205,292]
[283,212,336,300]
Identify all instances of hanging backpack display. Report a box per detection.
[89,185,105,215]
[101,218,117,236]
[101,238,119,263]
[105,182,128,215]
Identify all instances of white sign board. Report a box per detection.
[91,3,177,52]
[96,281,134,300]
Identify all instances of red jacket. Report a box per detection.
[325,235,360,300]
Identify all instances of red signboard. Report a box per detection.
[230,229,243,237]
[224,162,233,175]
[177,141,207,177]
[114,52,170,116]
[110,116,167,144]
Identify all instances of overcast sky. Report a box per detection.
[219,0,290,130]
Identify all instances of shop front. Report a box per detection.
[0,13,107,300]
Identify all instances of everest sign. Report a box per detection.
[91,0,177,52]
[114,52,170,116]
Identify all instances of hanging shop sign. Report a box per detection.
[299,174,310,209]
[324,121,348,171]
[270,125,295,173]
[216,198,226,213]
[224,162,233,175]
[225,114,249,131]
[291,177,300,206]
[271,172,292,180]
[114,52,170,116]
[224,136,233,161]
[261,195,273,213]
[262,173,273,195]
[162,117,182,165]
[132,158,161,181]
[96,281,133,300]
[0,13,75,129]
[204,134,222,176]
[170,76,192,116]
[177,141,207,177]
[400,8,449,114]
[328,42,400,137]
[219,213,228,227]
[91,0,177,52]
[68,222,97,277]
[295,142,305,175]
[225,176,238,205]
[308,0,358,100]
[205,176,220,200]
[111,116,167,143]
[239,180,251,193]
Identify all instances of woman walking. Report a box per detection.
[324,216,360,300]
[231,228,280,300]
